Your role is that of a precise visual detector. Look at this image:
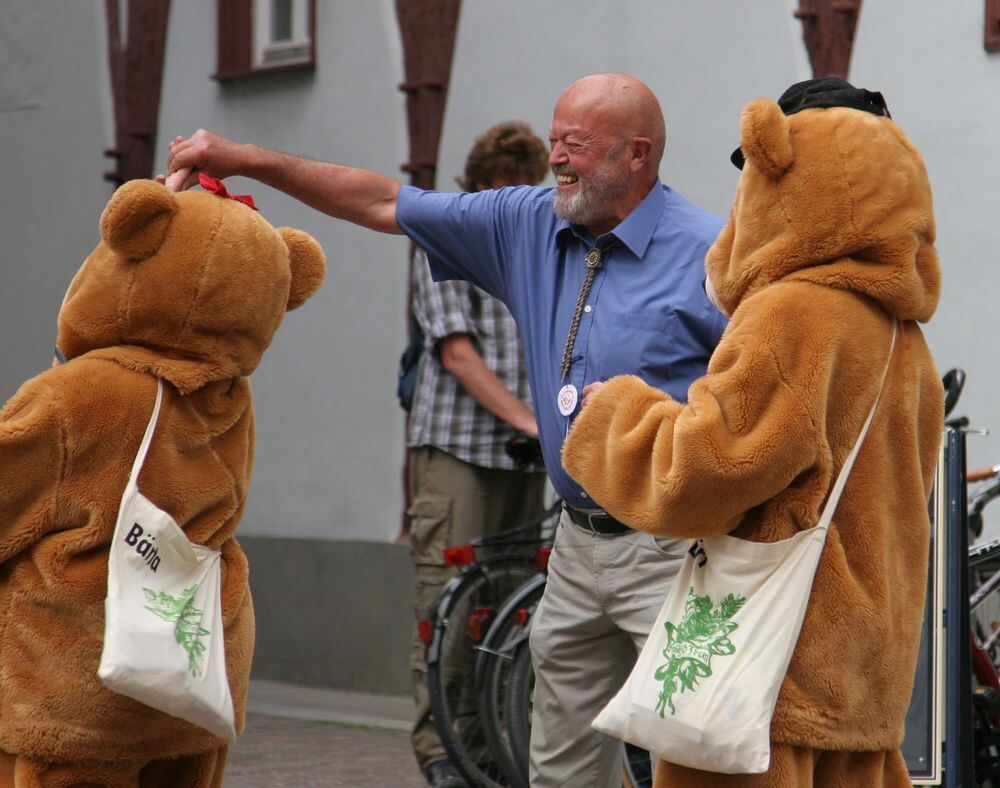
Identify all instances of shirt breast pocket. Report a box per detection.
[592,311,678,380]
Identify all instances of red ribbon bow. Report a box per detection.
[198,173,258,211]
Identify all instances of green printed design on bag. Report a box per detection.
[653,586,746,717]
[143,585,211,677]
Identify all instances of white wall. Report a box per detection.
[0,0,113,395]
[439,1,810,220]
[852,1,1000,536]
[156,0,411,541]
[442,1,1000,537]
[3,1,1000,541]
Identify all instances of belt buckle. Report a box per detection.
[585,511,604,533]
[576,508,609,534]
[565,504,611,534]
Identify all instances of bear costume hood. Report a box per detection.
[707,92,940,324]
[57,178,325,393]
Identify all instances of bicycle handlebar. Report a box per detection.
[969,465,1000,483]
[943,368,966,418]
[969,478,1000,539]
[505,435,544,469]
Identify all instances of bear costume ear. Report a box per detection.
[99,179,178,261]
[740,98,794,180]
[277,227,326,311]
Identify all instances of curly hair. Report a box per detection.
[458,121,549,192]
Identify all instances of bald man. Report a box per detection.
[165,73,726,787]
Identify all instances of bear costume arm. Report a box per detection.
[0,377,64,563]
[563,297,821,538]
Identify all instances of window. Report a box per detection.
[254,0,312,67]
[215,0,315,80]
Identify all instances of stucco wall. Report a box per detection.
[154,0,411,542]
[853,1,1000,491]
[157,0,817,544]
[3,1,1000,548]
[0,1,113,399]
[4,0,1000,705]
[439,1,810,220]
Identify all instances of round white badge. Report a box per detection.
[557,384,579,416]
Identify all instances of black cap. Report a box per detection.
[730,77,892,169]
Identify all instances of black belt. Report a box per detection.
[563,504,632,535]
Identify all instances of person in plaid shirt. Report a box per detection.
[406,122,550,788]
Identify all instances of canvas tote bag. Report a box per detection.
[98,380,236,741]
[592,320,898,774]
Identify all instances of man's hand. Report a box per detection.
[157,130,248,192]
[581,380,606,404]
[156,129,402,232]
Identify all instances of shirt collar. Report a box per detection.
[555,179,665,258]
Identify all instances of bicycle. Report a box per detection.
[966,477,1000,785]
[475,570,547,788]
[933,366,1000,785]
[424,508,652,787]
[473,534,653,788]
[422,500,559,788]
[483,570,653,788]
[424,431,651,787]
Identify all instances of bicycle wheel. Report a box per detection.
[427,556,539,788]
[504,644,654,788]
[971,539,1000,667]
[968,539,1000,784]
[504,637,534,783]
[477,573,546,788]
[622,742,653,788]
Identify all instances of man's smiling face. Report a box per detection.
[548,87,630,235]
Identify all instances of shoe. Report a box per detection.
[425,759,466,788]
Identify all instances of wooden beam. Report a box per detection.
[393,0,463,542]
[395,0,462,191]
[794,0,862,79]
[986,0,1000,52]
[104,0,172,185]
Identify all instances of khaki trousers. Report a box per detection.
[407,445,547,773]
[529,512,685,787]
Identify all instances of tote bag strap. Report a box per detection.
[125,379,164,490]
[817,318,898,531]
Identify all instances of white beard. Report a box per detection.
[552,152,629,228]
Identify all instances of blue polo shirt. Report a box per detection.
[396,180,726,509]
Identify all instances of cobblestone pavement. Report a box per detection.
[226,712,425,787]
[223,681,425,787]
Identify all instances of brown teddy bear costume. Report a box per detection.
[562,79,943,786]
[0,177,324,786]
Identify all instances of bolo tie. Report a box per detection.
[556,239,618,417]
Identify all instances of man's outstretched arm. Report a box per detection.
[163,130,403,235]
